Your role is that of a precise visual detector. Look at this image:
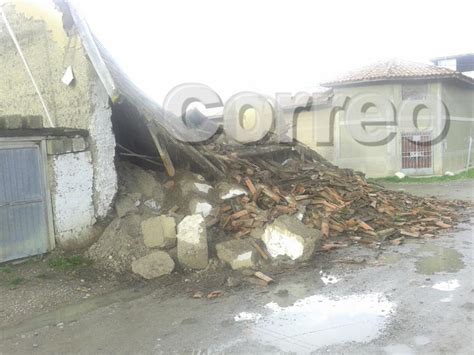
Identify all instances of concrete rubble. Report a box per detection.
[85,149,467,282]
[176,214,209,269]
[262,215,321,261]
[115,193,142,218]
[131,251,175,279]
[178,174,213,196]
[216,239,256,270]
[141,215,177,249]
[217,182,247,200]
[117,161,164,199]
[189,197,213,218]
[86,215,148,274]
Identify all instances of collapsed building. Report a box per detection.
[0,1,468,278]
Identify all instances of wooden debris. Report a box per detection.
[400,229,421,238]
[357,220,374,231]
[207,290,224,299]
[187,141,467,253]
[192,290,203,299]
[321,242,349,251]
[147,124,176,177]
[244,177,257,195]
[231,210,248,220]
[321,219,330,238]
[435,221,452,229]
[390,237,404,246]
[250,240,270,260]
[234,230,251,238]
[254,271,274,284]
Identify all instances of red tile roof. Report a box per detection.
[322,59,474,87]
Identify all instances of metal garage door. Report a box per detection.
[0,143,50,262]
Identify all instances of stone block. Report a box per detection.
[216,239,256,270]
[142,215,177,249]
[262,215,321,261]
[176,214,208,269]
[131,251,175,279]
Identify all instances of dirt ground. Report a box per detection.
[0,254,123,328]
[0,180,472,353]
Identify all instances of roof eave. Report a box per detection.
[322,74,474,88]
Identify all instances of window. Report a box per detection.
[402,84,427,101]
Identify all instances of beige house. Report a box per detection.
[294,58,474,177]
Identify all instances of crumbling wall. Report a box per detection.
[89,80,117,218]
[48,149,96,250]
[0,1,117,249]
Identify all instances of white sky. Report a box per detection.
[74,0,472,103]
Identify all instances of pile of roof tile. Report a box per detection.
[204,144,468,249]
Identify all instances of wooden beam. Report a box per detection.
[147,124,175,177]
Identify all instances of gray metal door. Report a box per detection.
[0,143,50,262]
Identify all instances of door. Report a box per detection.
[401,132,434,175]
[0,142,51,262]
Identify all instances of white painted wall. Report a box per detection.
[49,151,96,249]
[89,80,117,218]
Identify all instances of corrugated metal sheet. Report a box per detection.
[0,145,49,262]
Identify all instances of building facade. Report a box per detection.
[294,59,474,177]
[0,1,117,261]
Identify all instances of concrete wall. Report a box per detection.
[441,81,474,172]
[0,1,117,250]
[48,144,96,250]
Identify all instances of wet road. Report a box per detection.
[1,181,473,354]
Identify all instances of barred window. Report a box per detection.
[402,84,427,100]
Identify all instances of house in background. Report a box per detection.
[294,58,474,177]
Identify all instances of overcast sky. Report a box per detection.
[75,0,472,103]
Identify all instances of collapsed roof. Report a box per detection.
[63,1,306,181]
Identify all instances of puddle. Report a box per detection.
[378,253,403,265]
[440,295,454,302]
[432,279,460,291]
[237,293,396,353]
[319,270,340,285]
[234,312,262,322]
[415,245,464,275]
[383,343,415,354]
[413,335,431,346]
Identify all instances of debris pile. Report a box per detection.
[87,144,468,280]
[205,143,467,251]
